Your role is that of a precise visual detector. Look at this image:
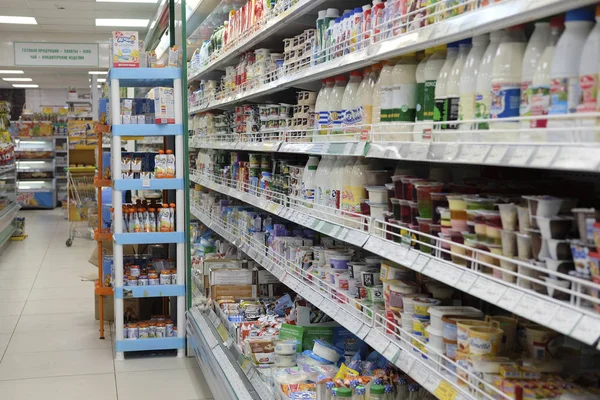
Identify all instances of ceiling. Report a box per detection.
[0,0,161,88]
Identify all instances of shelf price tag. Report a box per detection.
[530,146,559,168]
[554,147,600,171]
[320,300,340,319]
[412,363,431,385]
[396,350,416,374]
[382,343,400,363]
[356,324,371,340]
[570,315,600,345]
[366,330,389,354]
[497,288,524,312]
[549,306,582,335]
[434,380,458,400]
[485,145,509,165]
[411,255,430,272]
[455,271,477,292]
[457,145,490,164]
[508,146,535,166]
[469,277,507,304]
[423,374,442,393]
[443,143,460,161]
[407,143,431,160]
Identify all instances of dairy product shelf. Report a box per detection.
[187,307,267,400]
[0,202,20,239]
[113,178,185,191]
[189,202,503,400]
[114,284,186,299]
[188,0,599,114]
[190,168,600,347]
[0,164,15,176]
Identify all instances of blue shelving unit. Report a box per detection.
[114,178,184,191]
[109,67,186,359]
[115,285,186,299]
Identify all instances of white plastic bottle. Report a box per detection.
[530,16,564,135]
[459,34,489,137]
[414,49,432,140]
[520,22,550,124]
[380,59,398,125]
[315,10,327,64]
[577,5,600,142]
[342,70,363,133]
[301,156,320,205]
[356,66,373,139]
[489,25,527,140]
[475,30,504,130]
[422,45,446,140]
[350,7,363,52]
[340,157,357,212]
[434,42,458,136]
[362,5,372,48]
[373,0,385,42]
[316,78,335,140]
[445,39,472,138]
[548,7,595,142]
[391,54,418,141]
[329,75,347,139]
[345,157,370,215]
[315,155,333,210]
[328,156,346,211]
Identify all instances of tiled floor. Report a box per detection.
[0,210,213,400]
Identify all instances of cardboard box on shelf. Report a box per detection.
[210,285,257,300]
[150,87,175,124]
[95,295,141,322]
[209,268,257,286]
[257,269,279,285]
[202,258,244,275]
[111,31,140,68]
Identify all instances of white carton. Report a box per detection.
[152,87,175,124]
[111,31,140,68]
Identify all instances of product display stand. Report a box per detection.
[0,164,19,254]
[109,68,186,359]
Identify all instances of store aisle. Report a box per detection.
[0,210,213,400]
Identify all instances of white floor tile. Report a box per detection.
[15,312,107,333]
[0,348,114,380]
[33,270,96,289]
[0,290,30,302]
[0,333,11,356]
[22,297,93,316]
[6,329,112,354]
[0,301,25,317]
[27,286,90,301]
[0,373,117,400]
[0,278,34,290]
[117,368,213,400]
[115,355,198,373]
[0,316,19,334]
[0,269,38,280]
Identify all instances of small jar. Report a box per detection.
[147,321,156,338]
[165,320,174,337]
[138,275,148,286]
[123,326,128,339]
[171,270,177,284]
[159,270,171,285]
[129,265,141,277]
[138,322,149,339]
[155,322,167,338]
[148,272,159,285]
[127,323,139,339]
[127,276,138,286]
[172,326,178,337]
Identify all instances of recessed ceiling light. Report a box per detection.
[0,16,37,25]
[88,71,107,75]
[0,70,24,74]
[2,78,32,82]
[12,84,38,88]
[97,0,158,3]
[96,18,149,27]
[97,78,106,83]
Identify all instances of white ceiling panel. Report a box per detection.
[39,25,99,33]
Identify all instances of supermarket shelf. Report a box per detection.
[66,167,95,173]
[66,99,92,104]
[108,68,181,87]
[188,0,337,83]
[114,178,184,191]
[0,164,15,176]
[187,307,267,400]
[95,282,114,297]
[112,124,184,137]
[189,203,494,400]
[115,337,185,352]
[0,202,20,235]
[190,169,600,347]
[367,141,600,173]
[188,0,599,114]
[94,230,112,241]
[69,145,96,150]
[114,284,185,299]
[94,178,112,188]
[17,167,54,173]
[113,232,185,245]
[15,148,54,152]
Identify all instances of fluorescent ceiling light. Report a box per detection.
[96,18,149,27]
[97,0,158,3]
[97,78,106,83]
[3,78,32,82]
[89,71,107,75]
[12,84,38,88]
[149,20,156,30]
[0,70,24,74]
[0,16,37,25]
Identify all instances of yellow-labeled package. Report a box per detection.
[111,31,139,68]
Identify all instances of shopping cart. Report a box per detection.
[65,171,96,247]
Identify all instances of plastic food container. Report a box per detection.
[312,340,344,363]
[412,297,441,317]
[456,319,491,352]
[536,216,574,240]
[380,261,411,281]
[366,186,388,204]
[274,353,297,367]
[447,195,467,231]
[426,325,444,351]
[402,293,428,315]
[383,280,420,308]
[414,182,443,218]
[572,208,600,245]
[497,203,518,231]
[570,242,593,276]
[367,202,387,221]
[517,205,530,233]
[468,325,504,356]
[515,233,532,259]
[325,251,352,269]
[366,170,391,186]
[430,192,449,225]
[428,306,484,331]
[546,239,571,260]
[385,183,395,211]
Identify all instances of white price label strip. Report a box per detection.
[497,288,524,312]
[412,363,431,385]
[423,374,442,393]
[356,324,371,340]
[549,306,582,336]
[382,343,400,363]
[469,277,507,304]
[411,255,430,272]
[455,271,477,292]
[513,294,538,320]
[530,146,559,167]
[570,315,600,345]
[338,311,364,335]
[396,350,416,374]
[485,145,509,164]
[554,147,600,171]
[366,330,389,354]
[320,300,340,319]
[529,297,559,326]
[443,143,460,161]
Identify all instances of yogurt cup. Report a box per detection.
[412,297,442,317]
[517,205,530,233]
[366,186,388,204]
[456,319,491,353]
[383,280,420,308]
[468,325,503,356]
[497,203,518,231]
